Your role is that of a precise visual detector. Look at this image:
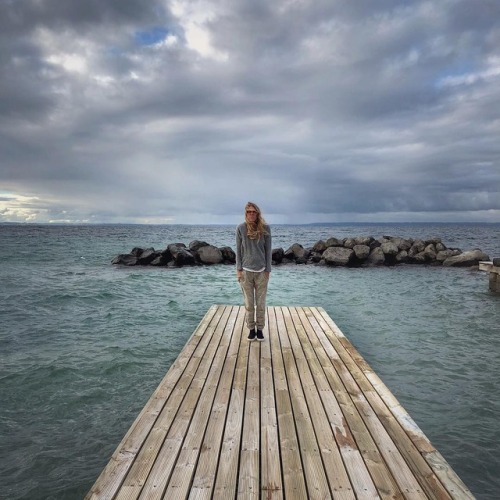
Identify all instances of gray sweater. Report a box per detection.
[236,223,272,273]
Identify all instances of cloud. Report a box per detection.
[0,0,499,224]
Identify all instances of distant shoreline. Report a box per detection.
[2,221,499,227]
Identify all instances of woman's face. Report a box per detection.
[246,206,258,222]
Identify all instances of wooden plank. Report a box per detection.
[300,307,402,499]
[85,305,219,500]
[269,306,308,498]
[287,306,356,499]
[313,307,473,499]
[292,306,379,499]
[260,309,283,499]
[212,310,251,497]
[237,335,261,497]
[278,307,332,499]
[87,305,474,500]
[307,307,429,497]
[317,308,474,499]
[164,305,237,498]
[134,306,228,500]
[188,306,244,499]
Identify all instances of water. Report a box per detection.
[0,223,499,499]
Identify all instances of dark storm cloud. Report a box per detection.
[0,0,499,223]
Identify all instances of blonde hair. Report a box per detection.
[245,202,268,240]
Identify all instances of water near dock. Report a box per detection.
[1,223,499,499]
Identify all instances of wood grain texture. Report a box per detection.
[86,305,474,500]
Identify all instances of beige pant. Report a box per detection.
[240,271,268,330]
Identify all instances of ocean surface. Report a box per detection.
[1,222,499,499]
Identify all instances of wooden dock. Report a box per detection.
[86,305,473,499]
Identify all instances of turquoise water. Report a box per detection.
[0,223,499,499]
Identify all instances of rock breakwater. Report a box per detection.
[112,235,490,268]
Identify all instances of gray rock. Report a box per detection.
[325,237,343,247]
[150,256,165,266]
[111,235,490,271]
[381,241,399,256]
[422,244,437,261]
[353,244,371,260]
[396,250,409,263]
[272,248,284,264]
[130,247,144,257]
[220,246,236,264]
[408,240,425,257]
[111,254,138,266]
[426,237,443,246]
[168,243,195,266]
[322,247,354,266]
[343,238,356,249]
[493,257,500,267]
[443,250,490,267]
[189,240,210,252]
[436,249,460,262]
[355,236,373,246]
[414,252,428,264]
[310,252,323,263]
[197,245,223,264]
[285,243,309,261]
[366,247,385,266]
[390,237,411,251]
[312,240,327,253]
[137,248,158,265]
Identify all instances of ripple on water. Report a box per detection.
[1,223,499,499]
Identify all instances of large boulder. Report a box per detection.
[309,252,323,263]
[426,237,443,246]
[325,237,343,247]
[353,244,371,260]
[197,245,223,264]
[390,237,412,251]
[436,249,460,262]
[168,243,196,266]
[408,240,425,257]
[312,240,327,253]
[435,242,447,252]
[422,244,437,262]
[189,240,210,252]
[285,243,309,262]
[355,236,373,246]
[395,250,409,264]
[381,241,399,256]
[131,247,145,257]
[414,252,428,264]
[111,254,138,266]
[137,247,158,265]
[272,247,285,264]
[343,238,356,249]
[322,247,354,266]
[220,246,236,264]
[366,247,385,266]
[443,250,490,267]
[150,254,170,266]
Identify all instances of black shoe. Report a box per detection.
[247,329,257,341]
[256,329,264,341]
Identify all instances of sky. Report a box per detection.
[1,0,499,225]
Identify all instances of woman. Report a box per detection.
[236,202,272,341]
